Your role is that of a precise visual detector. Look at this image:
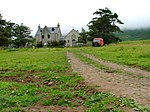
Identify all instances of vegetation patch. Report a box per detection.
[74,52,126,75]
[77,40,150,71]
[0,48,150,112]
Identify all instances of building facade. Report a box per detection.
[65,29,80,47]
[35,23,62,45]
[35,24,80,47]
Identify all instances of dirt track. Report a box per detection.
[67,52,150,108]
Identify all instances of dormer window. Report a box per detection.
[52,28,55,31]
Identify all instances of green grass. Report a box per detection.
[74,52,126,74]
[0,48,75,111]
[0,82,43,108]
[0,48,69,71]
[0,47,150,112]
[0,71,24,77]
[76,40,150,71]
[74,52,150,79]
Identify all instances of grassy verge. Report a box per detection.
[72,51,150,111]
[74,52,125,74]
[0,48,149,112]
[77,40,150,71]
[74,52,150,79]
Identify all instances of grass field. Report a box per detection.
[76,40,150,71]
[0,40,150,111]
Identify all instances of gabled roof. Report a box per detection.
[35,28,43,37]
[35,25,60,37]
[65,29,79,38]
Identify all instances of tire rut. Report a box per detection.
[82,53,150,77]
[67,52,150,108]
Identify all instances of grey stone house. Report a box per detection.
[35,23,62,45]
[35,24,80,47]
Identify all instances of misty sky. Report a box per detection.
[1,0,150,35]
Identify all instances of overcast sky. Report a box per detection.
[1,0,150,35]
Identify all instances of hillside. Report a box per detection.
[117,28,150,41]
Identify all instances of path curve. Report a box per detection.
[67,52,150,108]
[82,53,150,77]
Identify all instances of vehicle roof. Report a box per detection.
[93,38,103,40]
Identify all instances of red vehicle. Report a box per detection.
[92,38,104,46]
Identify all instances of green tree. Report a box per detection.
[88,7,123,44]
[12,23,32,47]
[79,28,88,44]
[5,21,15,39]
[0,14,15,47]
[0,14,7,47]
[0,36,9,47]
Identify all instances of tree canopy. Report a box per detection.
[0,14,15,46]
[12,23,32,47]
[0,14,33,47]
[88,7,124,44]
[78,28,88,44]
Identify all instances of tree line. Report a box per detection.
[0,14,33,48]
[1,7,124,48]
[79,7,124,45]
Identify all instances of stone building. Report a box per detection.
[35,24,80,47]
[64,29,80,47]
[35,23,62,45]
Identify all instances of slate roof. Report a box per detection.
[35,26,59,37]
[64,29,79,38]
[47,27,59,34]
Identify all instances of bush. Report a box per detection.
[47,40,66,48]
[36,41,43,48]
[0,36,9,47]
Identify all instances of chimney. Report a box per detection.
[38,24,41,29]
[0,13,1,16]
[57,23,60,27]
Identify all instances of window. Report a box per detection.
[42,35,44,39]
[48,34,50,38]
[68,40,69,43]
[52,28,55,31]
[40,30,42,32]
